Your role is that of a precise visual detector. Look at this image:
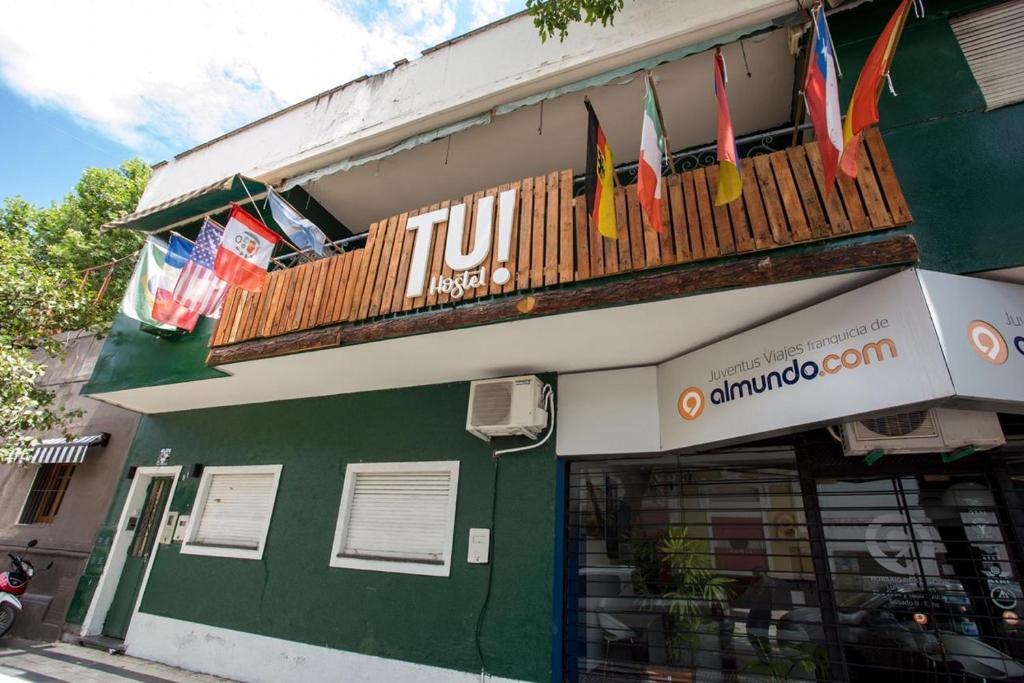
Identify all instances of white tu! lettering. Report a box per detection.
[403,189,517,299]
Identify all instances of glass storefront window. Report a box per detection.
[567,450,822,682]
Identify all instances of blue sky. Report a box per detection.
[0,0,525,207]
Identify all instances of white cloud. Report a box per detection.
[0,0,518,160]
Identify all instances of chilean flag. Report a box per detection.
[804,7,844,196]
[214,204,280,293]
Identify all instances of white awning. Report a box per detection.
[29,433,109,465]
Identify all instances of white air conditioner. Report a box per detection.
[841,408,1005,456]
[466,375,548,442]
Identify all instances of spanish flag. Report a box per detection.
[840,0,913,177]
[713,49,742,206]
[584,99,618,239]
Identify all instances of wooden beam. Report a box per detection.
[208,235,918,366]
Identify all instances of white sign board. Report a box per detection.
[657,270,955,451]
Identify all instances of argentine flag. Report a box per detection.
[267,190,328,257]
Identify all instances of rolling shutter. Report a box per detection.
[193,471,278,550]
[951,1,1024,109]
[339,467,457,564]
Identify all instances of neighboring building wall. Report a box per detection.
[0,332,139,641]
[71,379,557,683]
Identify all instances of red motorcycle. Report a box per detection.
[0,540,50,637]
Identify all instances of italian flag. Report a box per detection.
[637,77,667,233]
[214,204,280,293]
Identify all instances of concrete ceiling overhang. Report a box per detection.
[90,267,900,415]
[303,28,795,233]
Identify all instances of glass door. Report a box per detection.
[816,472,1024,681]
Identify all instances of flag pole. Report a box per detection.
[238,179,312,264]
[646,72,679,176]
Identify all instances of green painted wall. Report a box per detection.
[72,380,557,682]
[832,0,1024,273]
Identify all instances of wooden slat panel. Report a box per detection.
[516,177,534,290]
[303,260,328,329]
[358,220,387,318]
[705,165,736,255]
[657,186,673,265]
[227,289,247,344]
[544,172,559,286]
[501,181,522,294]
[346,235,372,322]
[379,213,408,315]
[769,151,812,242]
[625,184,646,268]
[612,186,628,273]
[753,155,791,245]
[863,128,912,225]
[290,263,315,332]
[266,270,293,336]
[241,287,262,340]
[693,167,719,258]
[574,194,591,281]
[558,170,574,284]
[585,193,606,279]
[369,214,399,316]
[668,174,689,263]
[333,251,355,323]
[212,288,237,346]
[682,171,704,260]
[836,167,872,232]
[741,164,774,250]
[531,176,546,288]
[254,274,279,337]
[786,146,830,239]
[853,146,892,229]
[639,184,662,267]
[727,189,754,252]
[391,208,419,312]
[312,257,337,327]
[805,141,852,235]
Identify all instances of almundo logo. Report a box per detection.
[967,320,1008,365]
[678,387,705,420]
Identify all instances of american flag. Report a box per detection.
[173,219,229,317]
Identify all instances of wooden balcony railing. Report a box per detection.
[210,128,910,352]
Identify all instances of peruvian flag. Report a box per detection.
[214,204,280,292]
[637,76,667,233]
[804,7,844,195]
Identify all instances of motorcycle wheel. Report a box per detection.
[0,603,16,637]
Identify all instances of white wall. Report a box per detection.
[139,0,793,212]
[126,613,527,683]
[556,367,661,456]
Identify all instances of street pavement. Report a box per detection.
[0,639,235,683]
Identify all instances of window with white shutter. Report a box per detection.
[952,1,1024,110]
[180,465,282,560]
[330,461,460,576]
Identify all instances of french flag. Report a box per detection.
[804,7,844,195]
[151,234,200,331]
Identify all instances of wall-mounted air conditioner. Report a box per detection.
[466,375,548,442]
[842,408,1005,456]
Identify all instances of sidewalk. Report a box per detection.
[0,638,236,683]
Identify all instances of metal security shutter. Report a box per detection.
[194,472,278,549]
[339,467,457,564]
[952,1,1024,109]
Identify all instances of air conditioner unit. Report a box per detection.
[841,408,1005,456]
[466,375,548,442]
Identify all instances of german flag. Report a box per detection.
[584,99,618,239]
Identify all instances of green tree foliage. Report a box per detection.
[0,158,150,461]
[526,0,625,42]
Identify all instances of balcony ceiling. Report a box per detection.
[304,27,795,233]
[90,268,898,415]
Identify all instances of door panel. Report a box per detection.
[103,477,171,640]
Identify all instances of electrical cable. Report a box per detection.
[475,385,555,681]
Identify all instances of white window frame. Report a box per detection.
[330,461,460,577]
[180,465,282,561]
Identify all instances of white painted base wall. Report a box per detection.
[126,613,529,683]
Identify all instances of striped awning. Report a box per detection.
[29,433,109,464]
